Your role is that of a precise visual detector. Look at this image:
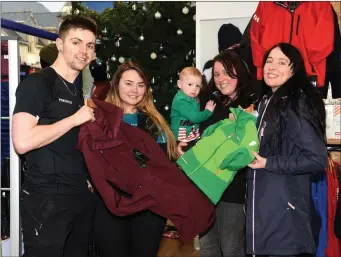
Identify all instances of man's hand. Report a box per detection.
[13,100,95,155]
[248,151,267,169]
[71,99,95,126]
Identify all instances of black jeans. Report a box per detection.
[93,194,166,257]
[20,189,95,257]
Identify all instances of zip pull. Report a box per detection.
[35,223,42,236]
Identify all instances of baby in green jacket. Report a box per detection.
[170,67,216,151]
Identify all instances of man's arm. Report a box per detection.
[12,73,95,154]
[12,113,74,154]
[12,101,94,155]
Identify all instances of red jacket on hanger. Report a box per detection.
[250,1,334,86]
[77,99,215,242]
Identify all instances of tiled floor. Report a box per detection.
[157,238,199,257]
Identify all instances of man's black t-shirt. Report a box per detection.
[13,67,88,194]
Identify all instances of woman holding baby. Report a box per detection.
[178,46,261,257]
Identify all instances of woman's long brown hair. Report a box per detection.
[105,61,178,160]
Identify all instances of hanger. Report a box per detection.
[327,146,341,154]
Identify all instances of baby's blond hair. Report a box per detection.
[179,67,202,80]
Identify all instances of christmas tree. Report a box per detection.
[70,1,196,120]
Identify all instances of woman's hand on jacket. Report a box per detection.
[248,151,267,169]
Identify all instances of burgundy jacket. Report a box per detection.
[77,99,215,242]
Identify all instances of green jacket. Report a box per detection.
[170,90,212,141]
[176,108,259,204]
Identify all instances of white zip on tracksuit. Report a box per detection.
[252,95,273,257]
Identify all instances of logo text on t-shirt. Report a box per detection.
[59,98,73,104]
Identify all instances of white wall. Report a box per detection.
[196,2,259,74]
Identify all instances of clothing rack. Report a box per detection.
[327,139,341,152]
[328,147,341,152]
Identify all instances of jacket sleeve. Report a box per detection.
[306,2,334,85]
[179,101,213,123]
[240,17,258,81]
[265,108,328,175]
[250,2,267,80]
[328,6,341,98]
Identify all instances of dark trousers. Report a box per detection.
[20,189,95,257]
[93,194,166,257]
[199,202,245,257]
[258,255,312,257]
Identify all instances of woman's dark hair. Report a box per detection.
[262,43,326,152]
[204,47,254,105]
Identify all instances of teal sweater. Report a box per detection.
[123,112,166,143]
[170,90,212,141]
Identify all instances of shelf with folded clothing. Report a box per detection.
[327,140,341,164]
[327,138,341,146]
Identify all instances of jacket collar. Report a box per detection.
[176,90,198,104]
[92,99,123,139]
[274,1,303,12]
[90,99,160,141]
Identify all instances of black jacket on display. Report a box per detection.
[318,7,341,99]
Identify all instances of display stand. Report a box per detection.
[1,36,22,257]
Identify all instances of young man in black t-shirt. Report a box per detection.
[12,15,97,257]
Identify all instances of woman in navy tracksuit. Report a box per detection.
[246,43,328,257]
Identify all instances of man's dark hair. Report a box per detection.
[58,15,97,39]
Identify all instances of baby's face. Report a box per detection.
[178,75,202,98]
